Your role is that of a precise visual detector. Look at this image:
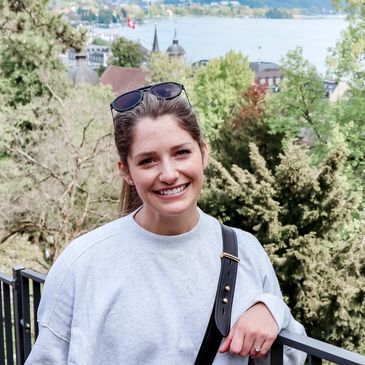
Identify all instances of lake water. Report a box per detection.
[91,16,347,75]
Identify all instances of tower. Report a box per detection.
[166,27,185,59]
[152,24,159,53]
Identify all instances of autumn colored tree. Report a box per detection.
[213,83,284,172]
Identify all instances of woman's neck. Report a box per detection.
[134,206,199,236]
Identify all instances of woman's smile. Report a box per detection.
[154,183,190,197]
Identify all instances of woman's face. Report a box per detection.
[121,114,208,225]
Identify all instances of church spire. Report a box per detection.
[152,24,159,53]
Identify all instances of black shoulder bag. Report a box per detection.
[194,224,239,365]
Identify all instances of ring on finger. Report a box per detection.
[253,345,261,352]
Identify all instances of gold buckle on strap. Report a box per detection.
[220,252,240,263]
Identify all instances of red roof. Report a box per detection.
[100,65,148,95]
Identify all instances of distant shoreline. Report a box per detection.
[89,16,347,74]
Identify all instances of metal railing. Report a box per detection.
[0,266,45,365]
[1,266,365,365]
[272,330,365,365]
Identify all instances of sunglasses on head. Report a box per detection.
[110,82,190,114]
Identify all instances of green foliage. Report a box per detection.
[92,36,110,46]
[200,143,365,351]
[213,84,284,172]
[0,0,86,106]
[266,48,329,144]
[98,9,118,24]
[110,36,143,68]
[77,8,97,22]
[265,8,295,18]
[145,52,193,87]
[267,46,364,204]
[192,51,254,139]
[328,0,364,81]
[326,24,365,81]
[333,85,365,197]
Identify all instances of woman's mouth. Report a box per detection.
[156,183,189,196]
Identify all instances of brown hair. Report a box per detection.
[113,92,205,215]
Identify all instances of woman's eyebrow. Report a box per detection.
[134,151,156,160]
[171,142,194,150]
[134,143,194,160]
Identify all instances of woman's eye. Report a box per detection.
[139,158,154,166]
[176,149,191,156]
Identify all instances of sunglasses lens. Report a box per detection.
[151,83,182,99]
[113,91,142,112]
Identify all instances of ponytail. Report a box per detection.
[120,181,143,216]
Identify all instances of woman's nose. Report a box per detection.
[159,160,178,184]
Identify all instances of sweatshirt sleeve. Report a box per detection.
[25,243,77,364]
[24,325,69,365]
[250,242,307,365]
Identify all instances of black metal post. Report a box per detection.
[4,281,14,365]
[0,282,5,365]
[271,339,284,365]
[32,281,42,339]
[20,275,32,360]
[13,266,25,365]
[309,355,323,364]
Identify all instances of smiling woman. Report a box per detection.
[120,113,208,235]
[25,82,307,365]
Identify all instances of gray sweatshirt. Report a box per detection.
[25,209,306,365]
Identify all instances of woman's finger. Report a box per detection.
[219,324,235,353]
[229,325,246,354]
[239,335,255,357]
[249,341,265,358]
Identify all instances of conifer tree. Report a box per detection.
[200,143,364,351]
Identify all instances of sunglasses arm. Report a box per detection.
[110,106,116,126]
[183,86,192,108]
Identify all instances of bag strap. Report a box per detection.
[194,223,239,365]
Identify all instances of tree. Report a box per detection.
[267,47,364,204]
[213,84,284,172]
[328,0,365,82]
[199,143,365,351]
[0,82,120,263]
[110,37,143,68]
[326,23,365,81]
[266,48,330,147]
[92,37,110,46]
[326,0,365,201]
[0,0,86,106]
[145,52,193,87]
[98,9,117,25]
[192,51,254,140]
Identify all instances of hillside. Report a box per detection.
[240,0,333,9]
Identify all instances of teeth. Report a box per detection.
[159,185,186,195]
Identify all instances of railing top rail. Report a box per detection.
[0,271,14,285]
[278,330,365,365]
[18,268,46,283]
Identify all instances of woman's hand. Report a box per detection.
[219,302,279,359]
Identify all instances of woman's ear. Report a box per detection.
[117,161,134,185]
[201,143,209,169]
